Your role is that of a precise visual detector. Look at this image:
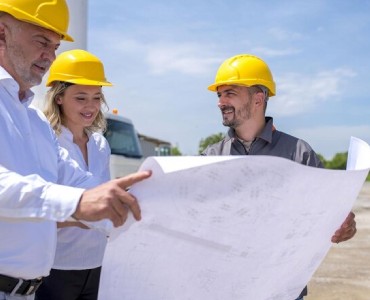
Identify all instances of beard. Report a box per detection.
[6,41,50,88]
[220,102,252,128]
[221,105,238,127]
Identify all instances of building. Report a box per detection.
[139,134,172,157]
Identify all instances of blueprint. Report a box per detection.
[98,137,370,300]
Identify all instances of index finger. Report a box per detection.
[115,170,152,190]
[343,211,355,227]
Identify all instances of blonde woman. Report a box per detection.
[36,49,112,300]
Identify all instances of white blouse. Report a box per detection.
[52,126,111,269]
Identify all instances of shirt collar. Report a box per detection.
[0,66,35,106]
[61,125,74,141]
[61,125,92,141]
[227,116,275,144]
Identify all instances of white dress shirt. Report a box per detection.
[53,127,111,269]
[0,67,99,279]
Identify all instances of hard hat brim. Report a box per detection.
[207,80,276,97]
[47,78,113,87]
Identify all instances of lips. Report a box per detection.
[32,64,47,75]
[33,60,51,74]
[220,106,234,115]
[80,112,95,120]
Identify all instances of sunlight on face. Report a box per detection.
[3,16,61,91]
[217,85,253,128]
[58,85,103,131]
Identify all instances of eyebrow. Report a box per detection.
[74,92,103,96]
[217,88,238,96]
[34,34,61,47]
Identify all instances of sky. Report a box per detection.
[43,0,370,159]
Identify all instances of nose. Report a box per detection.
[41,46,57,63]
[45,51,56,62]
[86,97,102,109]
[49,50,57,62]
[217,94,228,108]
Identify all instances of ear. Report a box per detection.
[55,95,63,105]
[254,91,265,107]
[0,22,7,50]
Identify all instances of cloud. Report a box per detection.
[91,30,221,76]
[270,68,357,116]
[146,44,221,75]
[268,27,304,41]
[251,47,301,57]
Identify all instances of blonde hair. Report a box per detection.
[44,81,108,135]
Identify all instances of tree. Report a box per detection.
[198,132,225,154]
[319,151,369,181]
[325,152,348,170]
[171,146,182,156]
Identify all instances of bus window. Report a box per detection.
[104,118,142,158]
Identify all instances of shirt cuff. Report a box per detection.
[42,183,84,221]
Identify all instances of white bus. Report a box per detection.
[104,112,144,179]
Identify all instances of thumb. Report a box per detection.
[115,170,152,189]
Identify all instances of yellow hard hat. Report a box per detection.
[46,49,113,87]
[208,54,276,97]
[0,0,73,41]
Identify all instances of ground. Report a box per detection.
[306,181,370,300]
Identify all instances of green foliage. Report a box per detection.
[319,151,370,181]
[170,146,182,156]
[327,152,348,169]
[319,152,348,170]
[198,132,225,154]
